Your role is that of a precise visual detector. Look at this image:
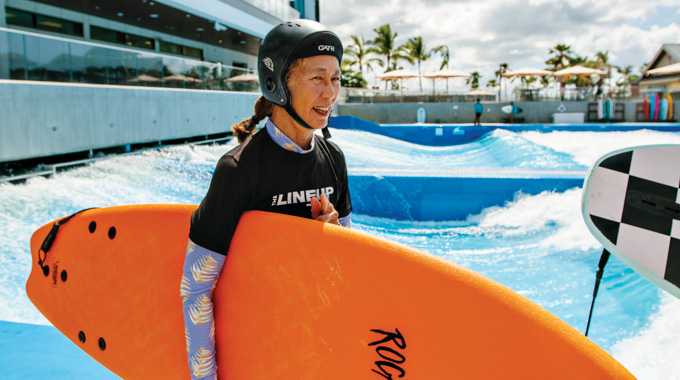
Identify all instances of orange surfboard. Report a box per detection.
[27,205,633,379]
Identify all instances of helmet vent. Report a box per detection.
[265,77,276,92]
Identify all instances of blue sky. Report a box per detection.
[320,0,680,92]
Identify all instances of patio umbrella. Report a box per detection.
[645,62,680,76]
[424,69,470,95]
[502,67,554,97]
[123,74,161,84]
[163,74,203,83]
[376,69,419,94]
[503,67,554,77]
[465,89,495,96]
[224,73,258,82]
[553,66,606,95]
[553,65,606,77]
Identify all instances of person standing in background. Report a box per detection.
[509,101,518,123]
[473,98,483,125]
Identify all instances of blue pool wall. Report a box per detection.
[335,100,679,125]
[329,116,680,147]
[333,115,680,221]
[348,175,584,221]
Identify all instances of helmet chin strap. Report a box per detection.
[284,104,332,139]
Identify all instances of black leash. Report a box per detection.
[37,208,96,276]
[585,248,611,337]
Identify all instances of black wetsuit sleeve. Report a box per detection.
[189,155,251,255]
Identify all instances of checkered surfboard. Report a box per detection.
[582,145,680,299]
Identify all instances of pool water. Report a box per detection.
[2,127,680,379]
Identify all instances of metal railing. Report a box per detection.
[339,86,635,104]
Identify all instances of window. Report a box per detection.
[90,26,123,44]
[182,46,202,59]
[160,41,181,55]
[6,7,83,37]
[5,7,33,28]
[36,15,83,36]
[91,26,154,50]
[160,40,202,59]
[125,33,154,50]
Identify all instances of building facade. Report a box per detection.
[0,0,315,163]
[0,0,317,89]
[638,44,680,100]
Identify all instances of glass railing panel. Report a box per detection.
[8,33,27,80]
[127,52,164,87]
[161,55,190,88]
[106,48,140,85]
[72,44,106,84]
[23,33,71,82]
[0,27,258,92]
[0,31,12,79]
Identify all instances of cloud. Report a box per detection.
[321,0,680,91]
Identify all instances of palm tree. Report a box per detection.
[539,75,552,89]
[466,71,482,90]
[595,50,611,94]
[433,45,452,92]
[343,34,383,84]
[370,24,409,90]
[521,76,538,87]
[495,63,508,100]
[546,44,573,97]
[435,45,450,70]
[486,79,499,92]
[567,54,589,67]
[403,36,446,91]
[615,65,638,97]
[546,44,573,71]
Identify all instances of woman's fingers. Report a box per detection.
[311,197,322,219]
[310,195,340,225]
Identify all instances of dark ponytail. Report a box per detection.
[231,96,274,143]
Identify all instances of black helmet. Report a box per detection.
[258,19,343,132]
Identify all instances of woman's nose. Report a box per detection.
[321,80,337,99]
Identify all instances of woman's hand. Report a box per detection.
[310,194,340,225]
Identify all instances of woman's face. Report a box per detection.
[286,55,341,130]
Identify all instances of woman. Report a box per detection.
[180,20,352,379]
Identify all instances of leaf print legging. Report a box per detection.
[181,240,226,380]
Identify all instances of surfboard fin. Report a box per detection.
[585,249,611,337]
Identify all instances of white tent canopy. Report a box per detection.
[646,62,680,76]
[376,69,420,79]
[553,65,606,76]
[465,89,495,96]
[224,73,258,82]
[423,69,470,79]
[503,67,554,77]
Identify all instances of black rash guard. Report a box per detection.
[189,126,352,256]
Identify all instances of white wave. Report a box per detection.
[158,140,238,164]
[330,127,582,170]
[2,129,680,380]
[520,130,680,167]
[611,293,680,380]
[466,188,600,251]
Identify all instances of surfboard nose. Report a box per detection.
[26,205,196,379]
[27,221,58,301]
